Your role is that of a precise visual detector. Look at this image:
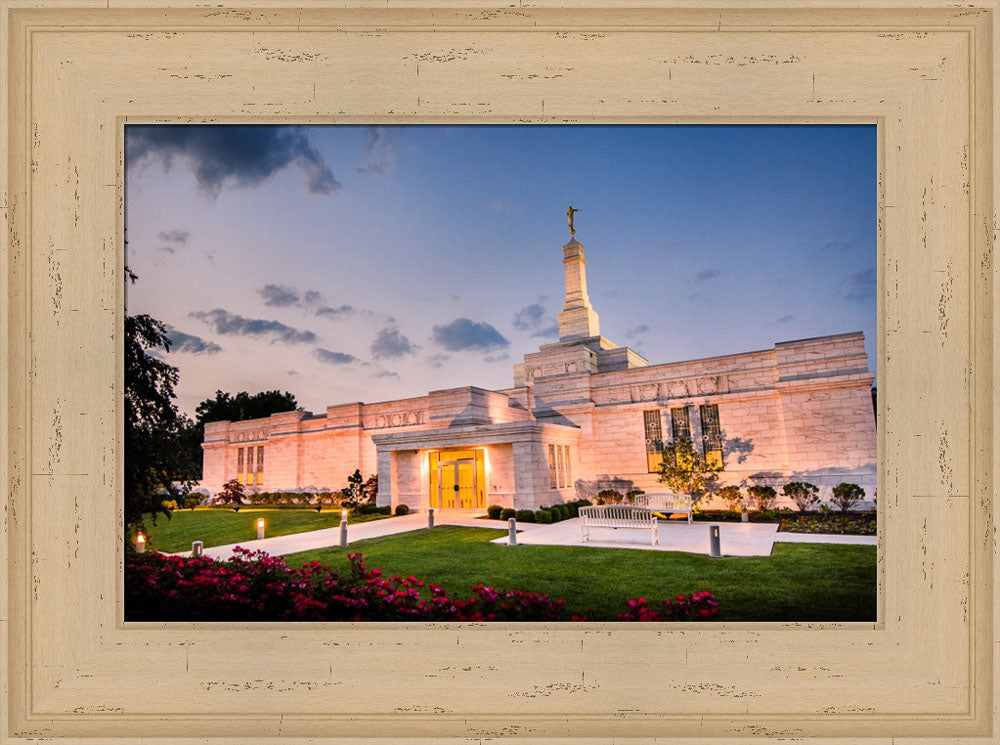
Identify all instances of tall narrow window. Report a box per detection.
[236,447,244,484]
[246,446,255,486]
[562,445,572,487]
[700,404,724,468]
[256,446,265,485]
[643,410,664,473]
[556,444,565,488]
[548,444,558,489]
[670,407,691,442]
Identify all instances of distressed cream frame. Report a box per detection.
[1,1,997,743]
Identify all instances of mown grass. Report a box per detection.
[284,526,876,622]
[140,508,390,553]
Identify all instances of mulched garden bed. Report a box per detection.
[689,510,876,535]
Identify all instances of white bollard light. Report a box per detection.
[135,534,146,554]
[191,540,203,558]
[256,517,265,540]
[340,509,349,547]
[508,517,517,546]
[427,507,435,529]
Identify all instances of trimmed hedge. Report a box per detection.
[515,509,536,523]
[500,508,516,521]
[536,509,552,524]
[486,504,503,520]
[394,504,410,516]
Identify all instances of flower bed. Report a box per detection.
[125,548,719,622]
[777,512,876,535]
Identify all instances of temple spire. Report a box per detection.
[556,235,601,340]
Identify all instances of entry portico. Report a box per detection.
[372,421,581,513]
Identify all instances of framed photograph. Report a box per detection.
[2,1,996,742]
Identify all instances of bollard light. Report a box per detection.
[191,540,203,558]
[508,517,517,546]
[135,534,146,554]
[339,512,348,547]
[341,508,348,520]
[427,507,435,529]
[709,524,722,558]
[256,517,265,540]
[741,509,749,523]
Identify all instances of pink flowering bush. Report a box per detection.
[125,549,718,622]
[616,591,720,622]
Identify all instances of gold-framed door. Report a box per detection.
[428,449,487,509]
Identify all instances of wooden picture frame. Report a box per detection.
[1,1,996,742]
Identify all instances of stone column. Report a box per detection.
[375,449,393,507]
[511,441,546,510]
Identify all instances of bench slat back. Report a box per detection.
[579,505,655,527]
[630,492,692,511]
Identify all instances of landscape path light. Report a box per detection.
[256,517,265,540]
[135,534,146,554]
[508,517,517,546]
[191,540,203,558]
[427,507,435,529]
[340,509,348,547]
[709,524,722,558]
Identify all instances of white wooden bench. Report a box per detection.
[629,493,693,523]
[579,505,658,546]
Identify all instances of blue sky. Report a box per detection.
[125,124,876,417]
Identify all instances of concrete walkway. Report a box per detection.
[174,512,874,561]
[491,519,780,557]
[178,511,528,561]
[773,532,877,545]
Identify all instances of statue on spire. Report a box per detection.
[566,205,582,238]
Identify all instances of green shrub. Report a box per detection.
[717,485,744,511]
[536,509,552,524]
[555,504,570,521]
[595,489,622,505]
[782,481,820,512]
[565,502,579,517]
[500,508,516,521]
[747,485,778,510]
[486,504,503,520]
[831,482,865,512]
[515,509,536,523]
[394,504,410,516]
[625,489,645,503]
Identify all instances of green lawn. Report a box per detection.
[140,508,390,553]
[285,526,876,622]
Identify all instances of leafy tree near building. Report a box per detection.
[124,271,199,542]
[782,481,820,512]
[658,436,722,501]
[214,478,247,509]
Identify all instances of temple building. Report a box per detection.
[200,236,877,512]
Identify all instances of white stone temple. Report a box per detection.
[201,236,877,511]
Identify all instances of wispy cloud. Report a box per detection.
[163,325,222,354]
[842,267,876,302]
[315,304,354,319]
[695,268,722,283]
[432,318,509,352]
[624,324,650,339]
[126,125,340,197]
[312,348,359,365]
[257,283,300,307]
[513,297,557,339]
[776,314,795,324]
[189,308,317,344]
[426,353,451,369]
[156,229,190,254]
[483,352,510,363]
[356,126,398,177]
[371,326,418,360]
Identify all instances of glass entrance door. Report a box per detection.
[438,458,475,508]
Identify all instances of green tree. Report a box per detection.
[658,436,722,501]
[214,478,246,510]
[831,482,865,512]
[124,305,198,542]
